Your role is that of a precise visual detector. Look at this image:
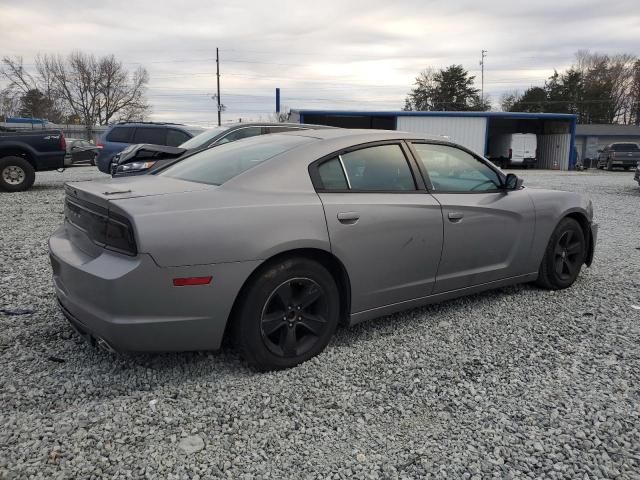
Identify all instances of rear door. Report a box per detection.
[410,142,535,293]
[312,142,443,313]
[511,135,525,163]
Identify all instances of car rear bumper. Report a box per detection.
[49,225,260,352]
[610,158,639,167]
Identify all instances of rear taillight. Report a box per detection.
[96,143,104,149]
[104,212,137,256]
[59,133,66,151]
[508,148,512,159]
[65,198,137,256]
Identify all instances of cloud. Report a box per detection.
[1,0,639,123]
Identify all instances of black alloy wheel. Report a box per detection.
[536,217,586,290]
[233,257,340,371]
[552,230,583,282]
[260,278,329,358]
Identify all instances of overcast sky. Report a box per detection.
[1,0,639,124]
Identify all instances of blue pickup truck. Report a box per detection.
[0,128,67,191]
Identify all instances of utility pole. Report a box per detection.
[480,50,487,105]
[216,47,221,126]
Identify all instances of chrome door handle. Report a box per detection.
[448,212,464,222]
[337,212,360,224]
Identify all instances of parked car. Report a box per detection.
[0,128,66,191]
[488,133,537,168]
[111,122,332,177]
[50,129,597,371]
[95,122,204,173]
[64,138,101,167]
[596,143,640,170]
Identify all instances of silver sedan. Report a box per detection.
[49,129,597,370]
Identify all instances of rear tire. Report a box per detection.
[233,257,340,371]
[0,156,36,192]
[536,218,586,290]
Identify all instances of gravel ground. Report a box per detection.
[1,167,639,479]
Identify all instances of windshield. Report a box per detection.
[611,143,639,151]
[179,126,230,149]
[161,134,314,185]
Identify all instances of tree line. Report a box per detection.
[501,51,640,125]
[0,51,149,126]
[403,51,640,125]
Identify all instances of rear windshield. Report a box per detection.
[611,143,639,151]
[159,134,313,185]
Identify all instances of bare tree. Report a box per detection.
[1,52,149,126]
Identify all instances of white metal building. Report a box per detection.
[290,110,578,170]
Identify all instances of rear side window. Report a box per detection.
[166,129,191,147]
[330,144,415,191]
[318,158,348,190]
[160,134,313,185]
[133,127,167,145]
[106,127,134,143]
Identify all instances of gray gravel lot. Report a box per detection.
[1,167,639,479]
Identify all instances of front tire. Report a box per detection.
[0,156,36,192]
[233,257,340,371]
[536,218,586,290]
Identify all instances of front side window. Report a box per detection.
[159,134,313,186]
[318,144,415,192]
[412,143,501,192]
[216,127,263,145]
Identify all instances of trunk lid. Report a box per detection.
[64,175,214,209]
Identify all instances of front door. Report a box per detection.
[312,143,444,313]
[410,142,535,293]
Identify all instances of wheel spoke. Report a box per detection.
[564,230,573,246]
[563,258,574,277]
[554,257,564,276]
[275,282,294,308]
[566,242,582,255]
[280,326,298,356]
[299,312,326,336]
[297,284,322,309]
[262,311,285,336]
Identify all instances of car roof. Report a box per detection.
[218,122,333,129]
[274,128,441,142]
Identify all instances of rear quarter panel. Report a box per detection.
[111,188,331,267]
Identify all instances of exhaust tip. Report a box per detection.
[95,336,117,354]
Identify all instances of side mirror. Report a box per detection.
[504,173,523,190]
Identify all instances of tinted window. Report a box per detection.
[133,127,167,145]
[166,129,191,147]
[339,145,415,191]
[179,127,229,149]
[106,127,133,143]
[216,127,263,144]
[318,157,348,190]
[413,143,501,192]
[611,143,639,151]
[160,134,313,185]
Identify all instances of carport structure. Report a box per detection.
[290,110,577,170]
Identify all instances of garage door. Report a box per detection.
[537,134,571,170]
[397,116,487,156]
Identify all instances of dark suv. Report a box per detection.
[95,122,204,173]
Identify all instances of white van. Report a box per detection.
[489,133,537,168]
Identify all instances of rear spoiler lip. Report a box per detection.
[116,143,187,165]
